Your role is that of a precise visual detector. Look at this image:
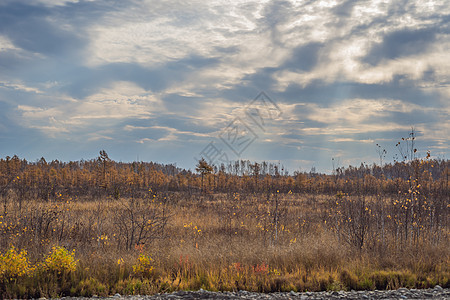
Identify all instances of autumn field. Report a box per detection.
[0,154,449,298]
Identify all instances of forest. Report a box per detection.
[0,147,448,297]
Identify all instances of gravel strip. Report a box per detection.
[60,286,449,300]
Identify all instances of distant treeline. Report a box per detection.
[0,152,448,200]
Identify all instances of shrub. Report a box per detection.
[41,246,78,275]
[0,246,34,281]
[339,269,358,290]
[75,278,107,297]
[132,254,154,278]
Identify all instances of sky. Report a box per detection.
[0,0,449,173]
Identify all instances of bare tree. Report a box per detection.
[114,194,170,250]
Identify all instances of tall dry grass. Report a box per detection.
[0,191,448,298]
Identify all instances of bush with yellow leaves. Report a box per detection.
[41,246,78,275]
[132,254,154,278]
[0,246,34,282]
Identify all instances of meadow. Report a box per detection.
[0,153,448,298]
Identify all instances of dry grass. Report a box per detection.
[0,192,448,298]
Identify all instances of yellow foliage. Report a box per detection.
[0,246,34,281]
[41,246,78,274]
[132,254,154,278]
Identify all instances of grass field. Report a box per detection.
[1,191,448,298]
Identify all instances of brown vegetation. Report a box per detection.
[0,147,448,298]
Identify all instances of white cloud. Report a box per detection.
[0,81,44,94]
[307,99,419,124]
[71,81,158,121]
[86,132,114,142]
[0,35,17,52]
[15,81,161,137]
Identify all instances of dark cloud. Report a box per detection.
[363,27,438,65]
[241,67,279,92]
[0,50,31,70]
[259,0,295,45]
[53,55,221,98]
[332,0,358,17]
[283,42,324,72]
[276,76,441,106]
[373,110,433,126]
[218,86,264,105]
[160,95,204,116]
[214,46,240,54]
[0,2,85,56]
[146,114,215,134]
[260,0,293,28]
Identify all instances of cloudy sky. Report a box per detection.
[0,0,449,173]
